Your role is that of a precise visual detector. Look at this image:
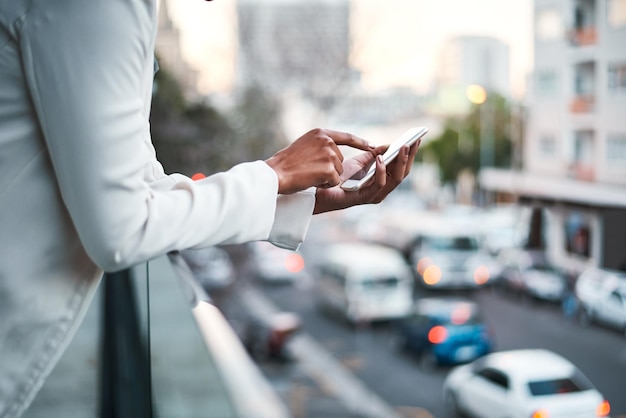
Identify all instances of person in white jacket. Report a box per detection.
[0,0,420,416]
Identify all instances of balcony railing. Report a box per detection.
[567,162,595,181]
[23,253,290,418]
[568,27,598,47]
[570,95,595,113]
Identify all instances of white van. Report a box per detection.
[314,242,414,323]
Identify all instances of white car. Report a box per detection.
[576,267,626,335]
[410,228,501,290]
[180,247,235,290]
[249,241,308,283]
[443,349,611,418]
[497,249,567,302]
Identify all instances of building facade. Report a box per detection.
[481,0,626,275]
[438,35,511,98]
[236,0,352,100]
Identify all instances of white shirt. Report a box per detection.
[0,1,314,416]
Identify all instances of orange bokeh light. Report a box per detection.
[531,410,549,418]
[423,265,442,285]
[473,266,490,285]
[597,400,611,417]
[191,172,206,181]
[428,325,448,344]
[466,84,487,105]
[416,257,433,275]
[284,253,305,273]
[450,305,472,325]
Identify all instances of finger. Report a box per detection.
[373,154,387,190]
[404,140,421,177]
[323,136,345,163]
[389,145,409,183]
[324,129,376,152]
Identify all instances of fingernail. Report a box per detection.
[377,155,383,164]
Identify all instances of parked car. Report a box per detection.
[248,241,308,284]
[575,267,626,335]
[480,204,530,256]
[497,249,567,302]
[395,297,494,367]
[180,247,235,290]
[314,242,414,323]
[443,349,611,418]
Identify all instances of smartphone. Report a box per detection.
[340,126,428,191]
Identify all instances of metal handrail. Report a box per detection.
[167,252,290,418]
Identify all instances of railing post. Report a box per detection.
[100,269,153,418]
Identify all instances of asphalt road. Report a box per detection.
[244,213,626,418]
[256,275,626,417]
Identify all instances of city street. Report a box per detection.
[222,216,626,418]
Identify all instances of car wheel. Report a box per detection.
[444,390,464,417]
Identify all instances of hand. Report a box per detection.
[265,128,375,194]
[313,140,421,214]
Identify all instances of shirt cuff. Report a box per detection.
[268,187,316,251]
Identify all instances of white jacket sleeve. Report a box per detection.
[20,0,313,271]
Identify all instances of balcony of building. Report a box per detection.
[566,129,596,182]
[570,61,596,113]
[568,0,598,47]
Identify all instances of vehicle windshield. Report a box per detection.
[423,236,479,251]
[416,303,483,325]
[527,371,594,396]
[361,276,399,289]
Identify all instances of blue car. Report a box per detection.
[395,297,494,367]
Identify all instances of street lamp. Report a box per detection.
[466,84,494,170]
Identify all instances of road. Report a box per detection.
[257,275,626,417]
[246,216,626,417]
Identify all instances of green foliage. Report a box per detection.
[149,64,285,176]
[418,93,513,184]
[228,84,288,163]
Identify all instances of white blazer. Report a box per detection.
[0,1,314,416]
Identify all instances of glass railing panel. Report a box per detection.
[133,256,237,418]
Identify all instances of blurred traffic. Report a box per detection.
[188,191,626,417]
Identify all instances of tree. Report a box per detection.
[150,61,287,177]
[150,62,235,175]
[418,93,513,184]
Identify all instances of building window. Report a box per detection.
[536,71,558,95]
[607,0,626,27]
[573,130,594,164]
[536,9,564,40]
[564,212,591,258]
[607,134,626,163]
[539,135,557,156]
[608,63,626,94]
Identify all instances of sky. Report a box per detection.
[167,0,534,98]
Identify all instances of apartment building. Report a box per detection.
[481,0,626,274]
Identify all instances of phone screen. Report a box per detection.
[341,126,428,191]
